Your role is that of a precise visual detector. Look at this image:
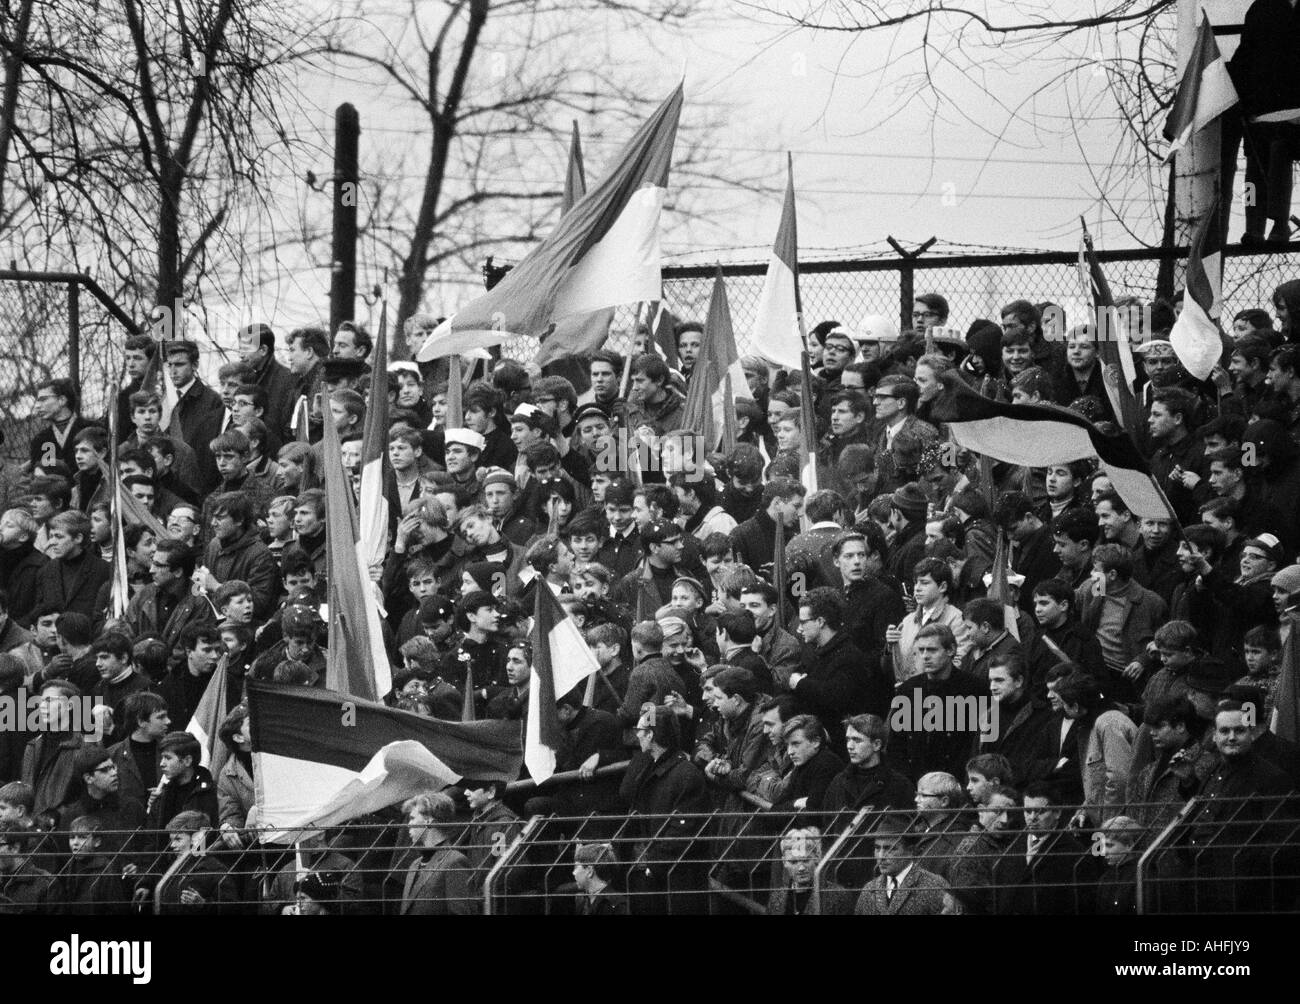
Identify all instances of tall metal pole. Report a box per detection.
[330,103,360,336]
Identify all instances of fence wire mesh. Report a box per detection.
[5,797,1297,916]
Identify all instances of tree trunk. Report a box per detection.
[0,0,35,221]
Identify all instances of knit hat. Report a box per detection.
[481,470,518,491]
[604,482,636,507]
[444,428,486,452]
[418,595,455,624]
[1272,564,1300,596]
[573,403,610,426]
[889,482,929,516]
[1244,533,1285,566]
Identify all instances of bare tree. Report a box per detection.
[319,0,764,344]
[747,0,1180,246]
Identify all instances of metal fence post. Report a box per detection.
[67,279,80,389]
[885,236,936,333]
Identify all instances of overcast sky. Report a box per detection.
[235,0,1249,333]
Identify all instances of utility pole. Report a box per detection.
[329,103,360,336]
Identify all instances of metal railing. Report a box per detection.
[6,796,1296,916]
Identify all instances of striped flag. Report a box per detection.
[186,661,230,774]
[358,304,394,608]
[526,577,600,783]
[106,365,130,619]
[751,154,803,373]
[248,680,523,835]
[649,302,679,367]
[418,85,683,360]
[931,376,1175,520]
[681,267,751,452]
[291,395,311,444]
[1163,15,1237,163]
[1170,195,1233,381]
[1078,223,1141,436]
[323,398,393,701]
[536,120,616,369]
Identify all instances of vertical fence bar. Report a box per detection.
[67,279,80,389]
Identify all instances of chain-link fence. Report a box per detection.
[8,796,1297,915]
[0,272,140,467]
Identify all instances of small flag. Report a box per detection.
[323,398,393,701]
[526,578,601,783]
[681,267,750,452]
[1163,15,1238,163]
[649,302,679,368]
[1170,195,1234,381]
[536,120,615,368]
[751,153,803,373]
[419,85,683,360]
[186,661,231,775]
[1078,222,1141,436]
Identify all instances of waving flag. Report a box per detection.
[1170,195,1233,381]
[536,121,616,369]
[1163,15,1237,163]
[1078,223,1141,436]
[186,661,231,774]
[751,154,803,373]
[248,680,523,835]
[931,376,1175,520]
[1273,621,1299,742]
[681,267,751,451]
[323,401,393,701]
[526,573,601,784]
[418,85,682,360]
[358,304,395,605]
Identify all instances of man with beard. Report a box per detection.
[949,784,1020,914]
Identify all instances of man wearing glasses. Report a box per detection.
[911,293,949,335]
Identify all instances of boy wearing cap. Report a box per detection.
[1186,532,1282,668]
[611,519,687,618]
[482,471,536,546]
[435,427,487,492]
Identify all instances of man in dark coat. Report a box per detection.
[20,679,86,820]
[729,478,806,574]
[891,623,985,782]
[34,511,111,621]
[992,780,1102,914]
[200,492,280,621]
[145,733,219,833]
[237,322,299,443]
[164,340,225,493]
[978,654,1058,786]
[0,511,48,626]
[836,532,905,675]
[789,587,888,731]
[996,491,1062,613]
[772,714,843,814]
[821,712,914,823]
[0,825,64,914]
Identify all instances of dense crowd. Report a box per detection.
[2,282,1300,915]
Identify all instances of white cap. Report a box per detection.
[982,571,1026,588]
[444,428,486,452]
[389,361,421,378]
[857,314,900,343]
